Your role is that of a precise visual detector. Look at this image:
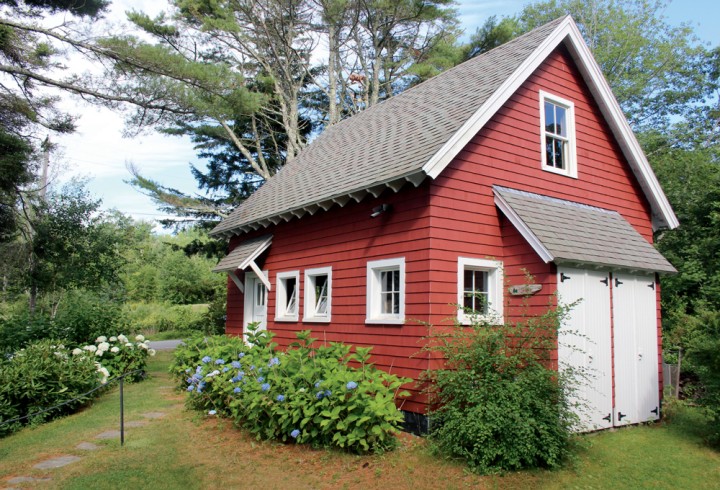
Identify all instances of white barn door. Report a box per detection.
[612,272,660,425]
[557,267,614,431]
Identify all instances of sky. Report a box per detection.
[53,0,720,228]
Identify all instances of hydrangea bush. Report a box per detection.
[75,334,156,382]
[170,325,410,453]
[0,340,109,436]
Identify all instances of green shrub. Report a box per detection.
[0,311,57,356]
[171,326,410,453]
[53,289,123,344]
[0,340,105,437]
[424,307,577,474]
[77,334,155,382]
[121,302,207,334]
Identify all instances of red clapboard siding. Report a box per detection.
[222,45,661,416]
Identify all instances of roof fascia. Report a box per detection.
[238,235,273,271]
[493,189,554,263]
[560,22,678,231]
[422,18,574,180]
[422,16,678,232]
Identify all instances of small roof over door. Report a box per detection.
[493,186,676,273]
[212,235,273,273]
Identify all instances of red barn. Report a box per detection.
[210,16,677,433]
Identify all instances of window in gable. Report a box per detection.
[275,270,300,321]
[304,266,332,322]
[540,91,577,178]
[366,257,405,325]
[458,257,504,324]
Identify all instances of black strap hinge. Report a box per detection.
[560,272,571,282]
[615,277,623,287]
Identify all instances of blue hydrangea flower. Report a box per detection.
[276,394,285,402]
[222,367,230,373]
[314,380,322,388]
[268,357,280,367]
[186,377,193,384]
[290,429,300,439]
[238,352,245,358]
[346,381,358,390]
[187,385,195,392]
[196,366,203,373]
[215,359,225,365]
[249,365,255,371]
[257,376,265,382]
[208,410,217,415]
[201,356,212,363]
[325,389,332,397]
[261,383,271,392]
[185,368,192,373]
[234,387,242,393]
[231,361,241,369]
[316,391,324,399]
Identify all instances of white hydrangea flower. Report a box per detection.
[95,349,103,356]
[125,343,133,348]
[135,334,145,342]
[138,342,148,350]
[96,364,110,384]
[95,336,107,343]
[83,345,97,353]
[109,336,118,342]
[118,334,128,343]
[72,348,83,356]
[148,348,156,356]
[110,346,120,353]
[98,342,110,352]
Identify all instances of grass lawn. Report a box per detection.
[1,352,718,489]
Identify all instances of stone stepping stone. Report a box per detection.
[141,411,166,419]
[33,455,81,469]
[124,420,148,428]
[76,442,101,451]
[8,475,52,484]
[96,430,122,439]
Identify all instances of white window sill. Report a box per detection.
[365,317,405,325]
[302,316,331,323]
[458,313,504,326]
[274,316,299,322]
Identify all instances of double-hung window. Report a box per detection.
[540,91,577,178]
[275,270,299,321]
[366,257,405,324]
[304,267,332,322]
[458,257,503,324]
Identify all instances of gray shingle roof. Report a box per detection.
[212,234,272,272]
[493,186,676,273]
[211,17,568,237]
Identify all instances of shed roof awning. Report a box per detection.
[493,187,676,274]
[212,235,273,273]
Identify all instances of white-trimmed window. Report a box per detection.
[275,270,300,321]
[540,91,577,178]
[458,257,503,324]
[304,266,332,322]
[366,257,405,324]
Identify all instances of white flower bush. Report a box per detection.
[74,334,156,383]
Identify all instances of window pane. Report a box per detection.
[545,101,555,133]
[382,292,393,314]
[464,269,474,292]
[315,275,328,315]
[545,136,555,167]
[554,138,565,169]
[286,278,297,313]
[556,105,567,137]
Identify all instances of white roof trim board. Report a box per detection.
[211,16,677,239]
[493,186,676,274]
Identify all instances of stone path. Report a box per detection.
[3,411,167,489]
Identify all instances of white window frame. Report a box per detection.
[303,266,332,323]
[275,270,300,322]
[366,257,405,325]
[457,257,504,325]
[539,91,577,178]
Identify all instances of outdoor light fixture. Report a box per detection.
[370,203,392,218]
